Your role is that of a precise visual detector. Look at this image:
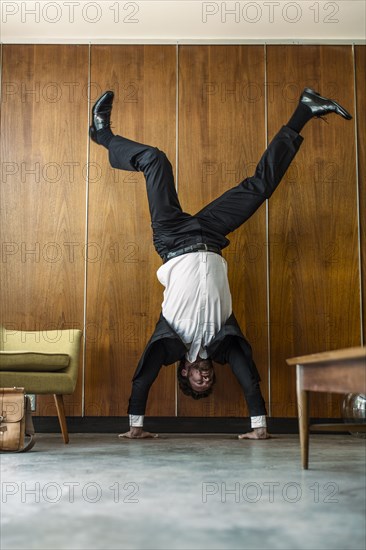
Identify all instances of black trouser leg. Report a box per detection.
[195,126,304,236]
[108,135,198,257]
[108,135,185,224]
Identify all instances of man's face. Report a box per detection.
[181,358,214,393]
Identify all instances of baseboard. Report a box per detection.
[33,416,351,435]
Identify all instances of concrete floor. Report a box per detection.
[0,434,365,550]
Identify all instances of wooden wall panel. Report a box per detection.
[85,46,176,416]
[0,45,88,416]
[267,46,360,417]
[355,46,366,344]
[178,45,267,417]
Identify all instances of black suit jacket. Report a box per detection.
[132,313,260,379]
[127,313,260,415]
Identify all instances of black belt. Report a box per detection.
[164,243,222,263]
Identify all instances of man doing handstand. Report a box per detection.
[89,86,351,439]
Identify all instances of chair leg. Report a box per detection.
[54,394,69,444]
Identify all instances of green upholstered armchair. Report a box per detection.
[0,326,82,443]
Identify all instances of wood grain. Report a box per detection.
[267,45,360,418]
[0,45,88,416]
[177,45,267,418]
[85,46,176,416]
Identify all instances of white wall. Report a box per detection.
[1,0,365,43]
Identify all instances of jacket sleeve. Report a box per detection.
[127,315,188,415]
[207,313,261,382]
[127,342,165,415]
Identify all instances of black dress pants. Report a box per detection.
[108,125,303,260]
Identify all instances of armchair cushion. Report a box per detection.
[0,326,82,394]
[0,351,70,372]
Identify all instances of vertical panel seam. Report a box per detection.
[352,43,364,346]
[175,42,179,417]
[81,43,92,417]
[264,43,271,418]
[0,43,3,106]
[0,44,3,133]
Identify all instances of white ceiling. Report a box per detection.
[1,0,365,43]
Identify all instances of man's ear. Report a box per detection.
[181,368,188,377]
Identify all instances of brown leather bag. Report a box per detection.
[0,388,36,452]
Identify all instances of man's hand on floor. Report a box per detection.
[238,428,270,440]
[119,427,158,439]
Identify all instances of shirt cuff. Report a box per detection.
[129,414,144,427]
[251,415,267,428]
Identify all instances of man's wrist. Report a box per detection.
[129,414,144,428]
[251,415,267,428]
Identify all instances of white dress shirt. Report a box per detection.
[157,251,232,362]
[129,251,266,430]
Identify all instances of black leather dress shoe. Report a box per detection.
[300,88,352,120]
[89,90,114,143]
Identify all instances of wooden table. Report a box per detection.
[287,347,366,469]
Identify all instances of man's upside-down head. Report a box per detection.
[177,356,216,399]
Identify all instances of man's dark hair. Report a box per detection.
[177,358,216,400]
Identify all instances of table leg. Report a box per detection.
[297,370,309,469]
